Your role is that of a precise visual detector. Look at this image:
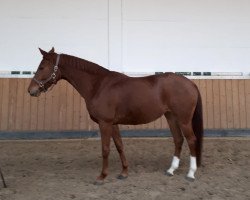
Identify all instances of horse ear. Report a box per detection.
[39,48,47,56]
[49,47,55,53]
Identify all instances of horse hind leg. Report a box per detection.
[165,112,184,176]
[179,122,197,181]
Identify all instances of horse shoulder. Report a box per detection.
[86,74,126,123]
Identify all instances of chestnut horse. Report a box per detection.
[28,48,203,184]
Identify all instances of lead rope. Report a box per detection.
[0,164,7,188]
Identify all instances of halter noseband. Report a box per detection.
[33,54,60,92]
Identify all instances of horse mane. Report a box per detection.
[61,54,109,74]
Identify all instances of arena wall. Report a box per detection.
[0,78,249,132]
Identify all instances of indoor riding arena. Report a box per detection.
[0,1,250,200]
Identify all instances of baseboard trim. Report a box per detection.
[0,129,249,140]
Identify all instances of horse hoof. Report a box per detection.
[185,176,195,182]
[94,179,104,185]
[165,171,174,177]
[117,174,128,180]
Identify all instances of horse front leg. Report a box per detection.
[180,123,198,181]
[112,125,128,179]
[95,122,112,185]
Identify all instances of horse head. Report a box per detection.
[28,47,61,97]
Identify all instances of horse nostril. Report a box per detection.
[28,88,39,96]
[29,91,34,96]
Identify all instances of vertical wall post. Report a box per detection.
[108,0,123,72]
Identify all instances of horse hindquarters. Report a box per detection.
[165,79,203,180]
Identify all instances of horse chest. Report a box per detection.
[86,100,116,123]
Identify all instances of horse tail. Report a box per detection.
[192,89,204,167]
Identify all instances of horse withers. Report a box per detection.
[28,48,203,184]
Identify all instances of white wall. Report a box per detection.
[0,0,109,71]
[122,0,250,73]
[0,0,250,73]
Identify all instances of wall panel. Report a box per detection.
[245,80,250,127]
[213,80,221,129]
[1,79,9,130]
[16,79,25,130]
[0,78,249,132]
[238,80,247,128]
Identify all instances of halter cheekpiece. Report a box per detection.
[33,54,60,91]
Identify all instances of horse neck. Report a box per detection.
[59,54,109,101]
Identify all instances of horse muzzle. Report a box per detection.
[28,88,41,97]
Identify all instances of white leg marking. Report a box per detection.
[167,156,180,175]
[187,156,197,179]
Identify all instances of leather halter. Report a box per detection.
[33,54,60,92]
